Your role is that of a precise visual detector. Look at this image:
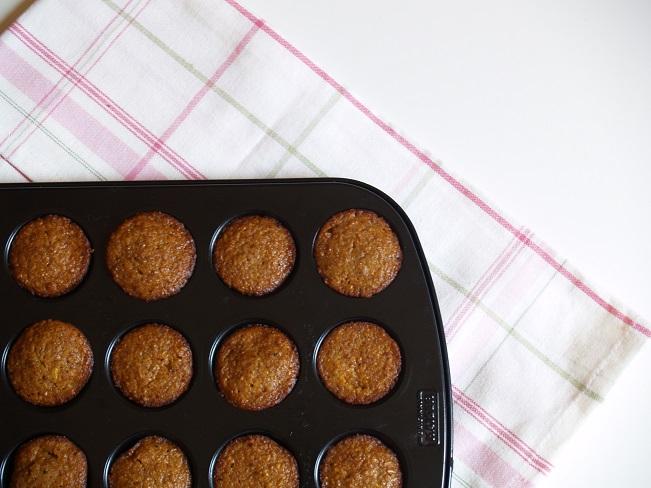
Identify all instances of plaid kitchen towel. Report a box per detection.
[0,0,648,486]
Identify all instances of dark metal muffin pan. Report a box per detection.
[0,178,452,488]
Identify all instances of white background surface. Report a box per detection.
[1,0,650,486]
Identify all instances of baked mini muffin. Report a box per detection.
[317,321,401,405]
[320,434,402,488]
[314,209,402,297]
[110,323,193,407]
[215,325,299,411]
[109,435,191,488]
[9,214,91,297]
[213,215,296,296]
[213,435,298,488]
[7,319,93,406]
[9,435,87,488]
[106,211,196,301]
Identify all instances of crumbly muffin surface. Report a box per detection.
[314,209,402,297]
[9,214,91,297]
[213,435,298,488]
[215,325,299,411]
[110,323,193,407]
[7,319,93,406]
[320,434,402,488]
[106,211,195,301]
[109,436,191,488]
[9,435,87,488]
[213,215,295,296]
[318,321,401,405]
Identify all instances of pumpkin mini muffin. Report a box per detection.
[7,319,93,406]
[213,435,298,488]
[9,435,87,488]
[317,321,401,405]
[215,325,299,411]
[110,323,193,407]
[9,214,91,297]
[106,211,196,301]
[314,209,402,297]
[320,434,402,488]
[213,215,296,296]
[108,435,191,488]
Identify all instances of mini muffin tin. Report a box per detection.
[0,178,452,488]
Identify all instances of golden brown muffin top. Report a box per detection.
[10,435,87,488]
[213,435,298,488]
[317,321,401,405]
[314,209,402,297]
[106,211,196,301]
[213,215,296,296]
[109,436,191,488]
[110,323,193,408]
[7,319,93,407]
[320,434,402,488]
[9,214,91,297]
[215,325,299,411]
